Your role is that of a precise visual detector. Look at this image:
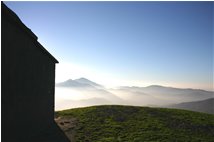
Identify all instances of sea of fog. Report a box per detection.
[55,86,213,111]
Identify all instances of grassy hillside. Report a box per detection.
[56,105,214,142]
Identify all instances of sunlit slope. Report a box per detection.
[56,105,214,142]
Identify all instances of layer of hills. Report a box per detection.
[55,105,214,142]
[55,78,214,114]
[167,98,214,114]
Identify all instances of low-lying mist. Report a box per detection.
[55,78,214,111]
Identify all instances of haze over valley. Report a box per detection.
[6,2,213,114]
[4,2,214,142]
[55,78,214,113]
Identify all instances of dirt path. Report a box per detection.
[55,117,78,142]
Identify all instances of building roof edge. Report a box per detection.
[2,2,59,63]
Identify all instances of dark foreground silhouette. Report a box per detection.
[1,2,70,142]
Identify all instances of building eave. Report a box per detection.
[1,2,59,63]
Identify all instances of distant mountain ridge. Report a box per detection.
[55,78,214,112]
[56,78,213,93]
[56,78,103,89]
[55,78,122,110]
[117,85,214,103]
[167,98,214,114]
[75,78,103,88]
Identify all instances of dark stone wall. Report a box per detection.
[2,3,57,142]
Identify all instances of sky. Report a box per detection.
[4,1,213,91]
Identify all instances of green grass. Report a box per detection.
[56,105,214,142]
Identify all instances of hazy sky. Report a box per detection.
[5,2,213,90]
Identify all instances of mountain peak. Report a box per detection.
[75,77,90,82]
[56,77,103,88]
[75,78,103,87]
[146,85,164,88]
[66,79,73,82]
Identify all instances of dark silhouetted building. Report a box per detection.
[2,2,70,142]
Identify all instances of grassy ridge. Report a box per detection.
[56,105,214,142]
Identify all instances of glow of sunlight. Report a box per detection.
[55,62,135,88]
[56,62,213,91]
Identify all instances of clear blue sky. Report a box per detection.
[5,1,213,90]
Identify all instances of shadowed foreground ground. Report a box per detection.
[29,123,70,142]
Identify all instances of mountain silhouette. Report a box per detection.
[75,77,103,88]
[55,78,123,110]
[56,78,103,89]
[167,98,214,114]
[55,78,214,111]
[117,85,214,103]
